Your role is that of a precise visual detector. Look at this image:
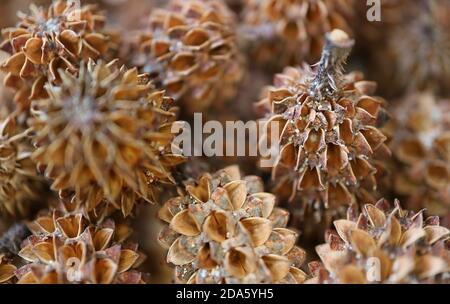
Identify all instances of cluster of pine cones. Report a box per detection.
[0,0,449,284]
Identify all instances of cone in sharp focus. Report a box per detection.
[242,0,354,70]
[134,0,244,113]
[0,0,114,111]
[158,165,307,283]
[0,115,46,218]
[15,210,147,284]
[389,92,450,225]
[257,30,390,227]
[28,59,185,218]
[308,199,450,283]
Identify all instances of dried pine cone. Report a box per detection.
[389,93,449,224]
[308,199,450,283]
[15,210,147,284]
[135,0,244,113]
[0,0,113,111]
[0,115,45,218]
[257,30,390,226]
[0,0,53,29]
[0,254,16,284]
[29,60,185,218]
[158,165,307,284]
[242,0,354,70]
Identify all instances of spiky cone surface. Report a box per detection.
[389,93,450,225]
[307,199,450,284]
[28,60,185,218]
[134,0,244,113]
[371,0,450,97]
[242,0,354,70]
[256,30,390,228]
[0,254,16,284]
[0,0,113,112]
[15,210,147,284]
[0,115,46,218]
[158,165,307,284]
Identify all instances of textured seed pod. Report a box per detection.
[389,93,450,224]
[158,165,307,284]
[15,210,147,284]
[134,0,244,113]
[257,30,390,227]
[242,0,354,70]
[0,115,46,218]
[308,199,450,283]
[0,0,113,111]
[0,254,16,284]
[28,60,185,218]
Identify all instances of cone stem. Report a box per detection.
[308,29,354,101]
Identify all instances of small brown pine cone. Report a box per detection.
[134,0,244,113]
[308,199,450,284]
[28,60,185,218]
[257,30,390,228]
[158,165,307,284]
[0,0,114,111]
[15,210,147,284]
